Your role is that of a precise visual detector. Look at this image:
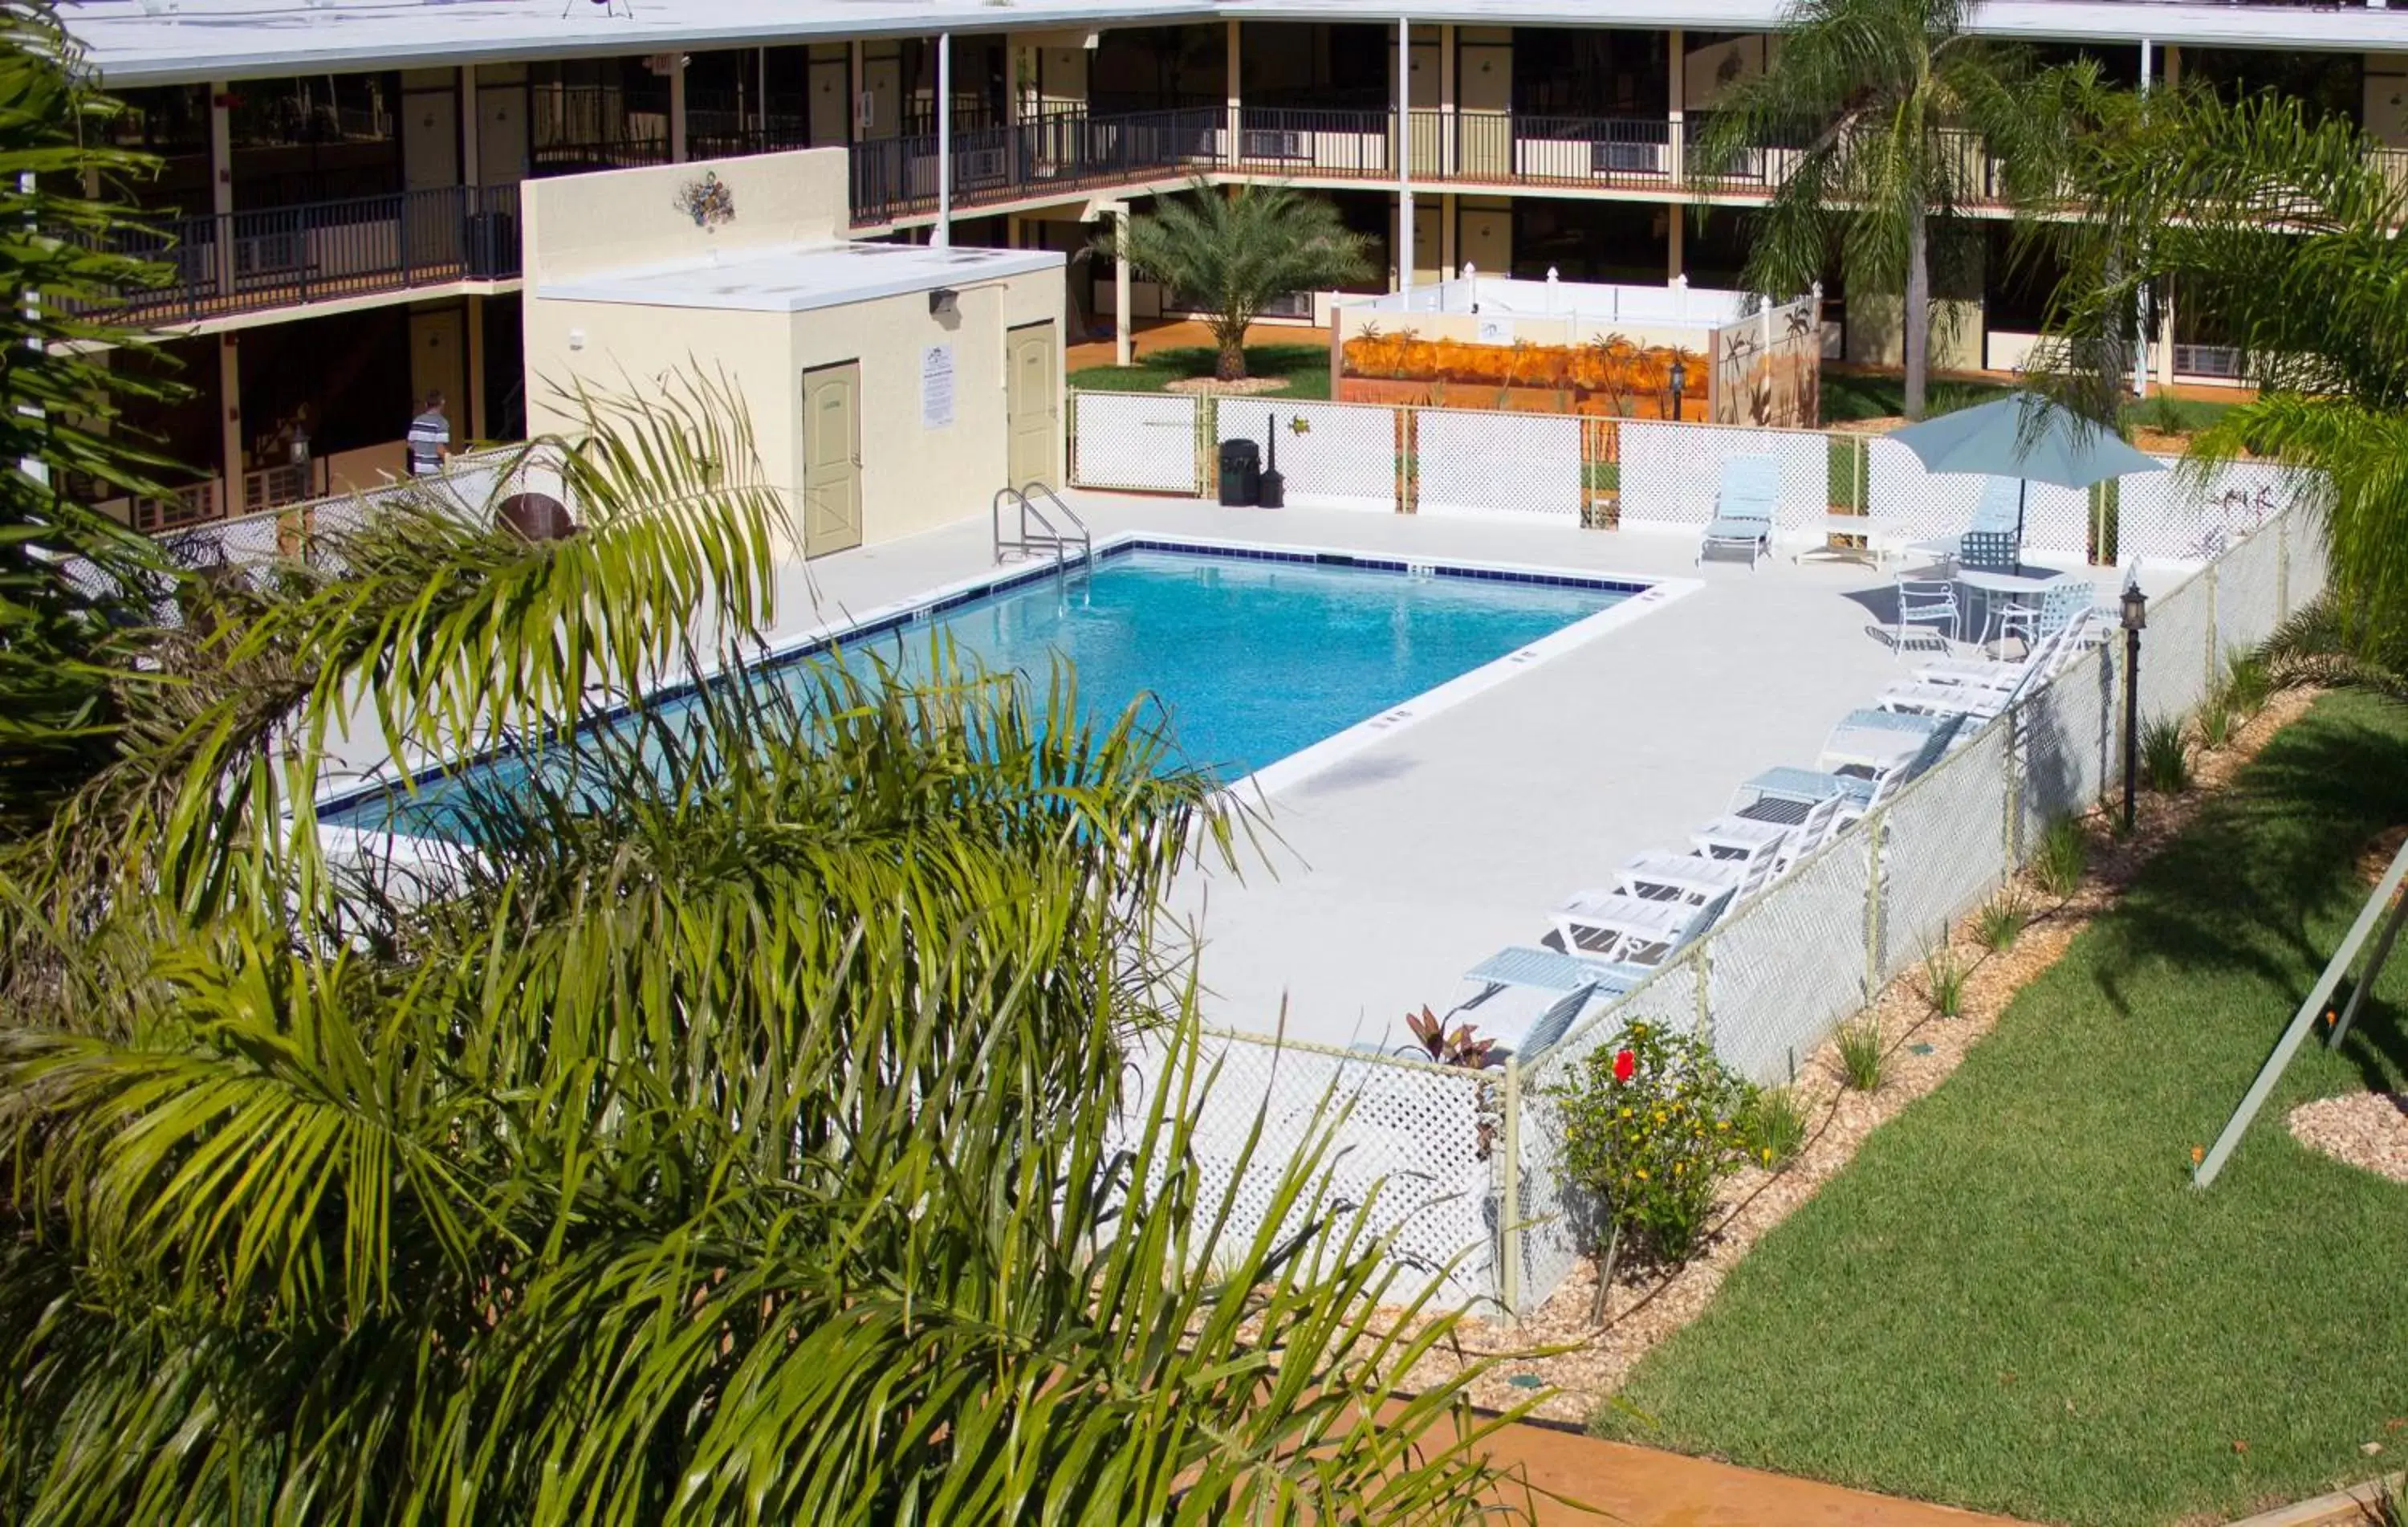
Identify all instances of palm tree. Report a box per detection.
[2034,85,2408,661]
[0,368,1545,1522]
[1112,181,1373,381]
[1693,0,2063,419]
[0,1,196,832]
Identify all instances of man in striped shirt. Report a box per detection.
[406,392,451,478]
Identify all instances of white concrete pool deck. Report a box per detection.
[749,495,2178,1053]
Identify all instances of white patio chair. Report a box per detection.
[1893,576,1960,655]
[1698,454,1780,568]
[1992,577,2098,656]
[1552,887,1731,963]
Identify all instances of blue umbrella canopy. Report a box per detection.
[1888,391,2163,552]
[1888,391,2163,491]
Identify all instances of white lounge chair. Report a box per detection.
[1913,624,2071,691]
[1698,454,1780,568]
[1616,845,1780,906]
[1552,887,1731,963]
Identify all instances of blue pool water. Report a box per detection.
[323,544,1636,839]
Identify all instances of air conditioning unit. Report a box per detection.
[958,146,1009,184]
[1242,128,1304,161]
[1592,139,1661,175]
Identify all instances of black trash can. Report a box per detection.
[1218,438,1261,507]
[463,210,519,279]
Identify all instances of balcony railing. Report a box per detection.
[87,183,523,327]
[844,106,2032,226]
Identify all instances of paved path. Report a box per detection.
[1479,1422,2036,1526]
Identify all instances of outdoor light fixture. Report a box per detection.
[929,287,959,316]
[1667,356,1688,421]
[2121,569,2149,833]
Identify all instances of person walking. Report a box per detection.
[406,391,451,478]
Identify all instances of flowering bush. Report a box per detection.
[1553,1020,1755,1280]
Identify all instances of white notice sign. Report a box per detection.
[1475,316,1515,346]
[920,343,956,430]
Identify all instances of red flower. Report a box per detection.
[1613,1049,1637,1083]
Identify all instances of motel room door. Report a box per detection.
[801,361,863,558]
[1005,320,1058,491]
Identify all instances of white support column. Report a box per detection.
[1114,204,1133,367]
[466,295,488,442]
[2133,39,2153,396]
[935,32,952,247]
[1438,22,1455,177]
[1397,15,1413,291]
[1226,20,1243,162]
[1667,27,1686,185]
[1440,193,1457,278]
[460,63,481,185]
[210,83,238,511]
[669,55,689,162]
[2158,279,2178,390]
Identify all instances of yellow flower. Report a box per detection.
[1715,1119,1729,1131]
[1634,1168,1649,1180]
[1653,1113,1667,1124]
[1761,1147,1774,1163]
[1620,1106,1633,1119]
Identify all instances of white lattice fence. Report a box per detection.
[1069,392,1202,494]
[1413,408,1583,520]
[1878,723,2013,970]
[1222,399,1397,513]
[1511,957,1700,1314]
[1865,436,2091,556]
[1706,836,1874,1086]
[2135,570,2216,727]
[2212,523,2286,658]
[1151,1029,1499,1308]
[1617,421,1828,531]
[2019,643,2114,837]
[2284,502,2330,609]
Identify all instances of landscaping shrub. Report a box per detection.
[1835,1017,1887,1092]
[1556,1021,1756,1289]
[1922,945,1968,1017]
[1739,1085,1810,1168]
[2223,648,2273,717]
[1974,887,2029,952]
[2142,715,2194,792]
[2197,695,2238,751]
[2035,813,2089,897]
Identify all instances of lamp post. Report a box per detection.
[2121,570,2149,833]
[1667,356,1687,422]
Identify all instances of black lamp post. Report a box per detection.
[2121,571,2149,833]
[1667,356,1688,421]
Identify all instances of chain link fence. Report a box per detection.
[1118,501,2325,1319]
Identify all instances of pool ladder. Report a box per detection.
[992,481,1093,573]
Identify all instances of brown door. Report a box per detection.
[801,361,862,557]
[1006,320,1058,491]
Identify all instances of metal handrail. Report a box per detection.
[991,481,1091,569]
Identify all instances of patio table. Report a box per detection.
[1796,515,1911,568]
[1954,564,2068,645]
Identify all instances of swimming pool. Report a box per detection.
[320,539,1651,840]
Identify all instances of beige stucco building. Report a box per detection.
[523,147,1065,557]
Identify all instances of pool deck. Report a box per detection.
[750,495,2175,1052]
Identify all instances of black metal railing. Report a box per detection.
[85,182,522,325]
[850,106,1221,225]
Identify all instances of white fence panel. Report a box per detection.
[1619,422,1827,531]
[2212,523,2285,658]
[1223,400,1396,513]
[2284,500,2330,612]
[2019,644,2114,837]
[1880,723,2013,967]
[2134,569,2215,727]
[1706,837,1874,1086]
[1070,393,1200,495]
[1414,408,1583,520]
[1152,1031,1498,1309]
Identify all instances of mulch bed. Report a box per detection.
[1375,685,2323,1425]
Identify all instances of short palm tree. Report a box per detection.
[1112,181,1373,381]
[1694,0,2063,419]
[0,365,1544,1521]
[2036,85,2408,665]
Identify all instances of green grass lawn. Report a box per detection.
[1603,692,2408,1527]
[1068,343,1332,401]
[1820,371,2017,424]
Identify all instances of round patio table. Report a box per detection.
[1954,564,2067,645]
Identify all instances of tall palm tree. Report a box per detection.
[2035,85,2408,658]
[1694,0,2062,419]
[0,368,1544,1522]
[1112,181,1373,381]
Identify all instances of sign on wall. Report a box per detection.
[921,344,956,431]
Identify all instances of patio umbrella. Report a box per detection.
[1887,391,2163,549]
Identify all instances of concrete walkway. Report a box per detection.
[1480,1422,2035,1526]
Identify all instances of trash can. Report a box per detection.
[1218,438,1261,507]
[463,210,519,279]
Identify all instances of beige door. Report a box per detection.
[409,307,467,437]
[1459,206,1511,276]
[1005,321,1058,491]
[801,362,863,557]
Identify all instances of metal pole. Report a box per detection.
[935,32,951,247]
[2133,39,2153,397]
[1396,15,1413,292]
[2123,622,2142,833]
[1113,204,1132,368]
